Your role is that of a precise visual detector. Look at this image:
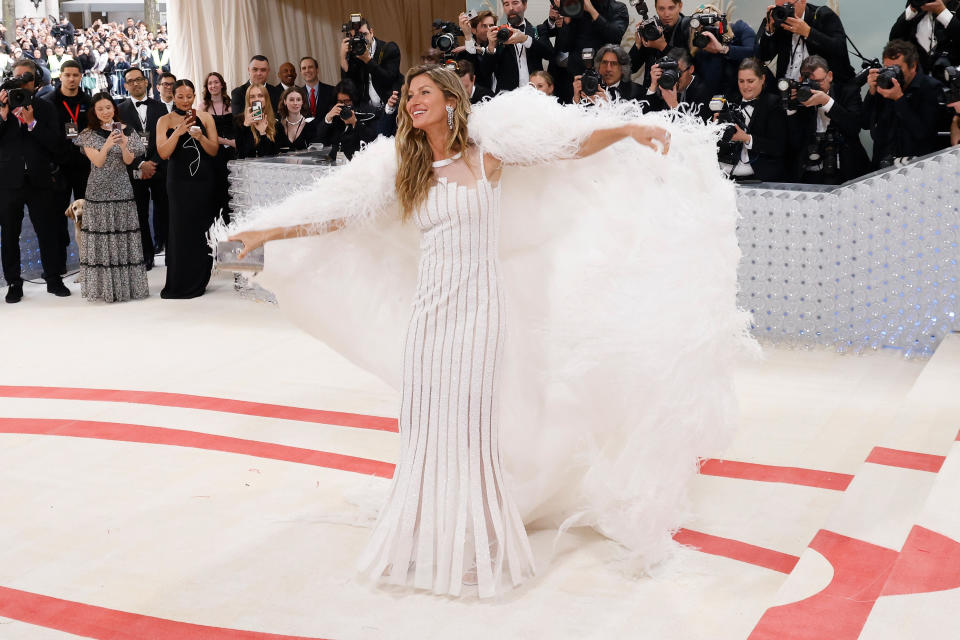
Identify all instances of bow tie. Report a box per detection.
[741,99,755,106]
[135,100,148,107]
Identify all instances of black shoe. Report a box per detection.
[46,279,71,297]
[5,283,23,303]
[154,242,165,254]
[144,259,154,272]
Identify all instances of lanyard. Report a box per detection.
[63,101,80,125]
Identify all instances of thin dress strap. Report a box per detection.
[476,146,488,184]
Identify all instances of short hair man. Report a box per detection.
[456,60,494,104]
[299,56,335,119]
[231,55,282,116]
[755,0,855,83]
[339,19,402,108]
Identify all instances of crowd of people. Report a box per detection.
[2,0,960,306]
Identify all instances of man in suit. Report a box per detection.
[755,0,855,84]
[299,56,335,120]
[0,59,70,302]
[456,60,494,104]
[479,0,554,93]
[339,18,402,109]
[629,0,688,86]
[231,55,282,116]
[277,62,299,94]
[118,66,167,267]
[889,0,960,75]
[456,10,497,91]
[862,39,942,168]
[644,47,712,117]
[787,55,870,184]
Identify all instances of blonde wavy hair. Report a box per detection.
[688,4,735,57]
[395,64,471,221]
[245,83,276,144]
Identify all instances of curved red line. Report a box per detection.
[0,385,399,432]
[672,528,800,574]
[699,459,854,491]
[0,418,395,479]
[0,585,330,640]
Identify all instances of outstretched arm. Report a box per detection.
[575,123,670,159]
[229,218,347,258]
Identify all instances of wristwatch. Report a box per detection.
[721,44,730,55]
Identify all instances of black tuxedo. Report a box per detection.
[0,96,67,284]
[724,93,787,182]
[889,2,960,74]
[629,13,691,88]
[755,3,855,83]
[644,76,712,117]
[470,84,495,104]
[341,38,402,106]
[480,19,554,93]
[456,47,495,91]
[862,71,942,168]
[317,106,378,160]
[787,82,870,183]
[302,82,336,119]
[230,81,282,116]
[117,95,169,263]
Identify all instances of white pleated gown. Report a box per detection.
[356,150,535,597]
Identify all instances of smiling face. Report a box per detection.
[278,62,296,86]
[93,97,115,125]
[174,85,194,111]
[502,0,526,25]
[405,74,454,130]
[738,68,764,101]
[206,74,223,97]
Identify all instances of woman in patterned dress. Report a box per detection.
[74,92,149,302]
[229,65,670,598]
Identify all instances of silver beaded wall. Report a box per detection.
[737,146,960,357]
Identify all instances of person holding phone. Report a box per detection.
[156,78,219,299]
[74,91,148,302]
[236,83,280,159]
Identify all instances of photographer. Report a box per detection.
[646,47,710,115]
[592,44,646,101]
[0,59,70,303]
[889,1,960,74]
[456,10,497,90]
[231,55,282,117]
[786,55,870,183]
[339,18,401,109]
[862,39,941,168]
[629,0,690,86]
[456,60,494,104]
[482,0,555,93]
[714,58,787,181]
[755,0,855,84]
[317,79,378,160]
[687,4,757,99]
[555,0,630,83]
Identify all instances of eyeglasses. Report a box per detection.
[159,82,175,87]
[125,77,146,84]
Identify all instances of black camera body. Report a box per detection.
[777,77,821,110]
[557,0,585,18]
[339,104,354,120]
[341,14,368,57]
[1,72,36,109]
[853,58,882,88]
[876,65,905,91]
[770,2,796,29]
[630,0,664,41]
[580,47,604,96]
[710,95,748,165]
[690,12,729,49]
[657,56,681,90]
[942,65,960,104]
[431,19,463,53]
[807,128,841,177]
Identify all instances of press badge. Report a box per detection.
[65,122,78,139]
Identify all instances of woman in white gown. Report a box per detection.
[223,64,752,599]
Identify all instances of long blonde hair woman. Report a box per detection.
[229,65,669,598]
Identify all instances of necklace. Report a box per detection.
[431,151,462,168]
[286,115,305,125]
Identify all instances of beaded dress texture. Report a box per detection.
[356,148,535,598]
[74,127,149,302]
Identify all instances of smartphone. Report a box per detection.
[111,122,123,134]
[465,9,478,19]
[186,108,196,120]
[251,100,263,121]
[215,240,265,272]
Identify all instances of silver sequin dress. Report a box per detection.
[357,149,535,598]
[74,127,149,302]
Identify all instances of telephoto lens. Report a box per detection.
[876,65,905,91]
[770,2,795,28]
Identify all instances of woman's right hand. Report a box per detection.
[104,129,120,149]
[229,230,271,259]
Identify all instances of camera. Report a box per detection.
[494,24,514,47]
[0,72,36,109]
[630,0,664,41]
[690,12,729,49]
[710,95,747,165]
[770,2,796,29]
[907,0,928,9]
[339,104,354,120]
[431,19,464,53]
[341,13,368,57]
[580,48,603,96]
[777,77,820,110]
[941,65,960,104]
[657,55,681,90]
[853,58,881,87]
[555,0,585,18]
[806,129,840,177]
[876,65,905,91]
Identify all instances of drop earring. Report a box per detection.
[446,105,454,130]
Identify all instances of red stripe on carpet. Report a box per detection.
[0,385,399,432]
[672,528,800,574]
[865,446,946,473]
[0,585,329,640]
[0,418,395,478]
[699,459,854,491]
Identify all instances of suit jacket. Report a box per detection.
[606,80,648,103]
[862,71,942,167]
[301,82,336,119]
[117,96,167,166]
[693,19,757,100]
[889,2,960,74]
[470,84,495,104]
[755,3,855,83]
[341,38,402,105]
[726,92,787,182]
[481,19,554,93]
[786,81,870,182]
[556,0,630,78]
[230,81,282,116]
[316,106,379,160]
[0,96,66,190]
[629,13,691,84]
[456,47,495,91]
[644,76,712,118]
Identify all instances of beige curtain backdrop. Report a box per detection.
[169,0,463,95]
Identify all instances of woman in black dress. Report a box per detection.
[276,86,317,152]
[155,79,220,299]
[202,71,235,223]
[236,84,280,159]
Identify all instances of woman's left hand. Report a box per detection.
[629,124,670,154]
